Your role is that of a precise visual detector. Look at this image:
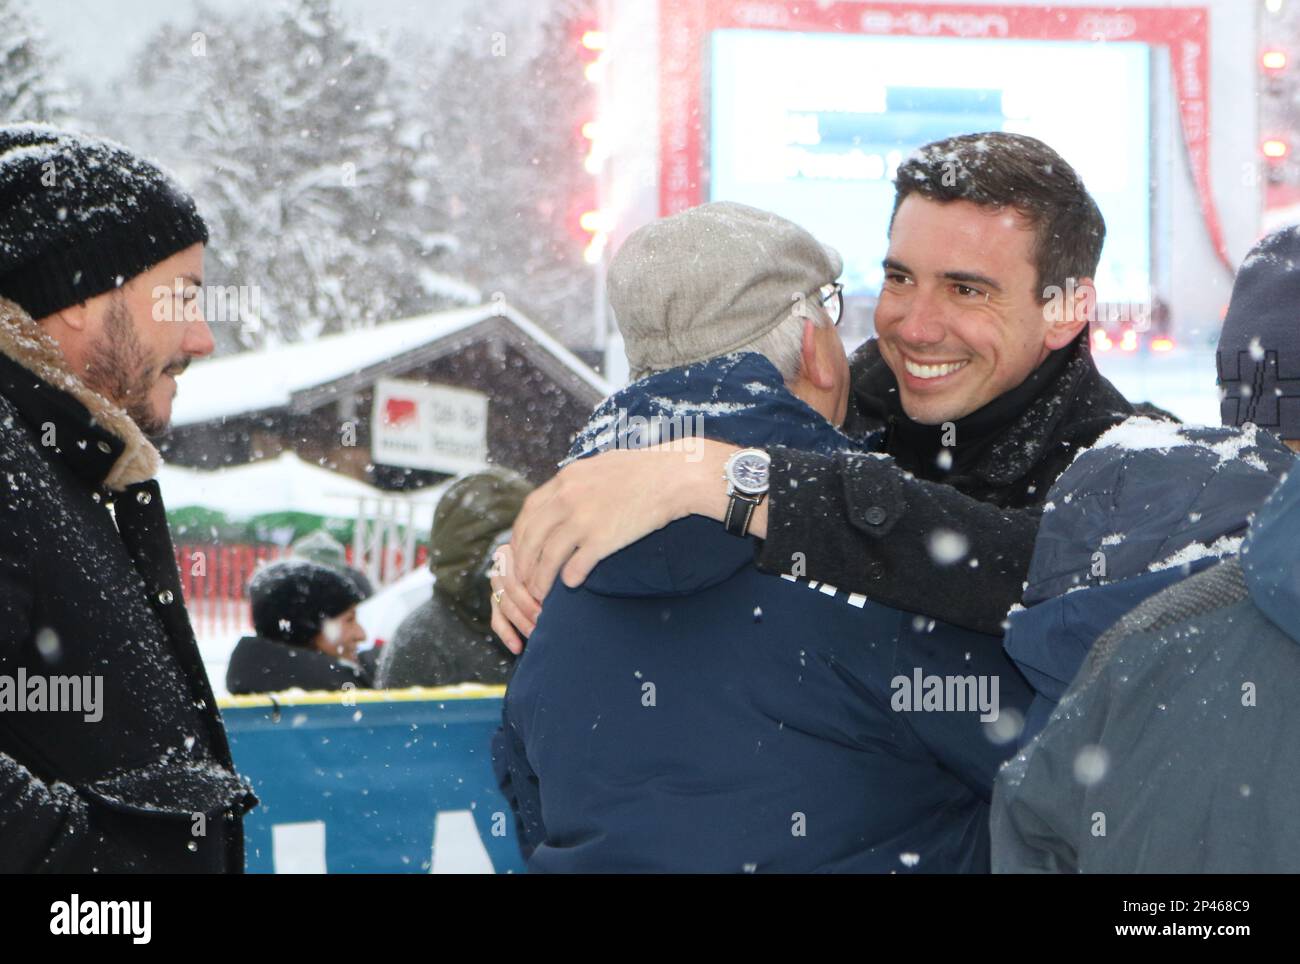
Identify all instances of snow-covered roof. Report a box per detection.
[157,450,450,530]
[169,301,610,427]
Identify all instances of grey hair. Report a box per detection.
[629,299,829,384]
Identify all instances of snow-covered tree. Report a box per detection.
[0,0,74,124]
[96,0,598,352]
[114,0,475,351]
[411,0,598,345]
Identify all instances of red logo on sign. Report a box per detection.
[384,397,418,427]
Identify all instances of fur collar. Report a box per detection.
[0,296,160,489]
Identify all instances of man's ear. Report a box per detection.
[799,317,832,389]
[1044,275,1093,350]
[42,300,91,333]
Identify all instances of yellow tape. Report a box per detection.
[217,684,506,710]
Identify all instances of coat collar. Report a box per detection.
[850,332,1105,487]
[0,296,160,490]
[970,333,1100,486]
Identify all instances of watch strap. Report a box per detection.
[724,491,761,538]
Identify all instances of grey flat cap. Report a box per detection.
[608,201,842,374]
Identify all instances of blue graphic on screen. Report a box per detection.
[810,88,1006,151]
[709,30,1151,304]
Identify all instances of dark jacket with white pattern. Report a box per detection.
[1003,418,1295,745]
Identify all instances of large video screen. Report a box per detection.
[709,29,1152,304]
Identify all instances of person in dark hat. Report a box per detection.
[290,527,380,675]
[0,123,213,437]
[0,123,256,874]
[226,559,374,694]
[1218,225,1300,450]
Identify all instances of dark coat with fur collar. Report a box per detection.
[0,297,255,873]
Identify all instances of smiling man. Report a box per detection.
[876,193,1087,427]
[0,124,255,872]
[494,132,1135,646]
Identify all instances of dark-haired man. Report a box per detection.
[494,131,1134,650]
[0,125,255,872]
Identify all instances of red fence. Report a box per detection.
[176,544,291,639]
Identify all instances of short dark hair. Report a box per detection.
[890,132,1105,299]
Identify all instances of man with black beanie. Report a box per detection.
[226,559,373,694]
[0,123,255,872]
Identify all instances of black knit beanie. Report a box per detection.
[0,123,209,319]
[249,559,368,648]
[1219,226,1300,439]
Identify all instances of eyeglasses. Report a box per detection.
[819,282,844,327]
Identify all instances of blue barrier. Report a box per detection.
[219,686,526,874]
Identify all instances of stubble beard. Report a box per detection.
[81,294,168,436]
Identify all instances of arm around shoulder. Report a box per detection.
[756,446,1042,635]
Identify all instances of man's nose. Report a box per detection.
[893,291,946,347]
[183,313,216,359]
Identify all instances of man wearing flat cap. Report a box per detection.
[494,201,1032,872]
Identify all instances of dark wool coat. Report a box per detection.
[0,296,255,873]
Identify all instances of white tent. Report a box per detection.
[156,451,446,532]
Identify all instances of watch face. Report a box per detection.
[730,452,770,495]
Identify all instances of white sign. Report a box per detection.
[371,378,488,474]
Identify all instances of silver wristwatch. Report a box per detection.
[723,448,770,538]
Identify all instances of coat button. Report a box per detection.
[867,561,885,579]
[136,490,152,505]
[97,441,112,454]
[864,506,888,526]
[157,590,174,605]
[92,492,101,503]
